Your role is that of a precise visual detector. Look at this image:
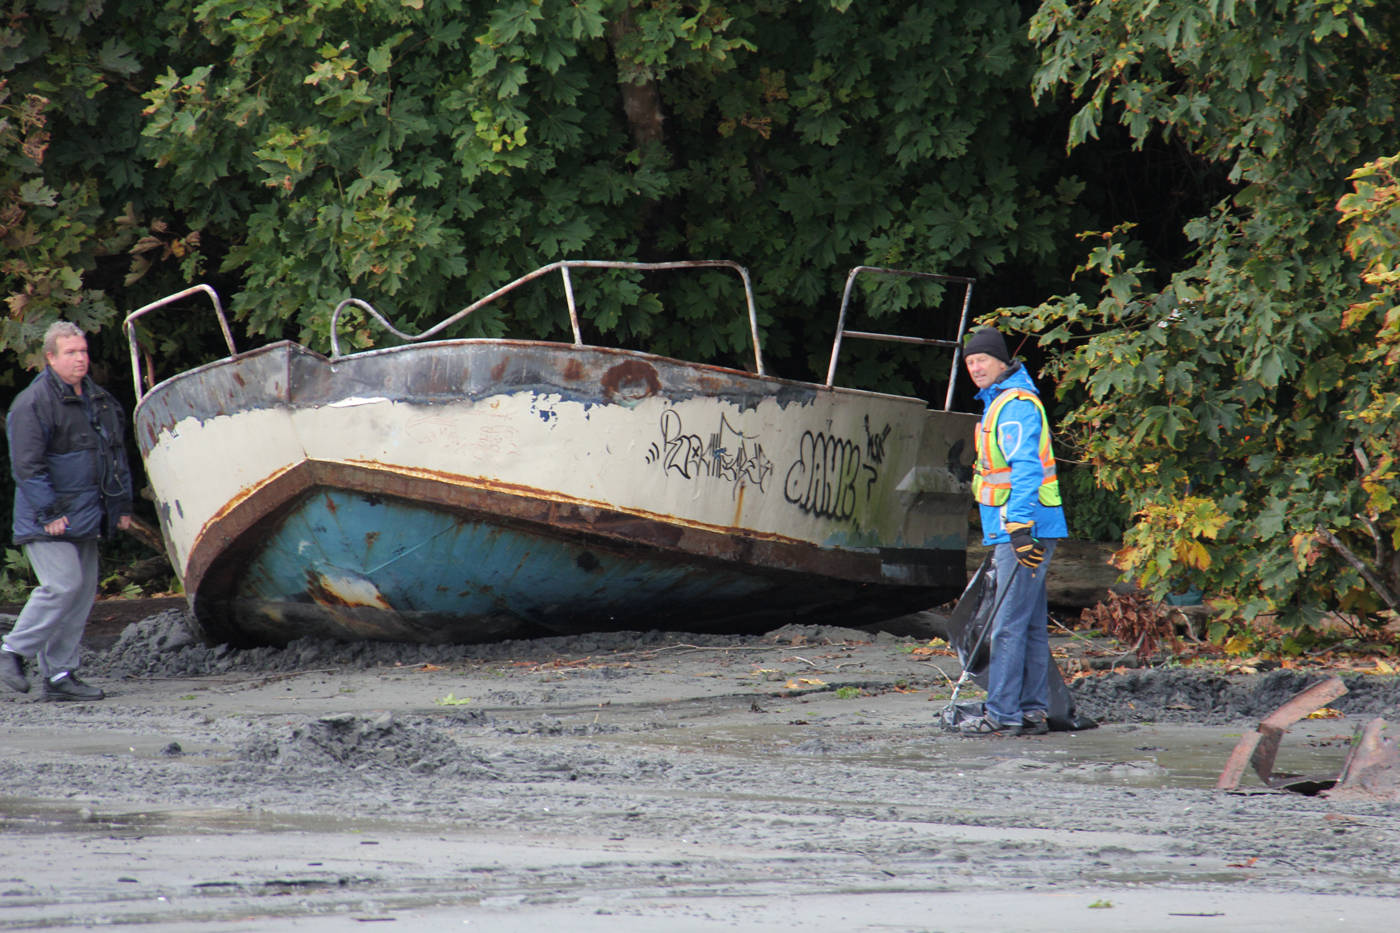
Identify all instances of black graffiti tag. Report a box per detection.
[783,430,863,520]
[649,409,774,496]
[864,414,891,465]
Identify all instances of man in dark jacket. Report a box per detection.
[1,322,133,701]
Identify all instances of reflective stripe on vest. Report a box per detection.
[972,387,1062,508]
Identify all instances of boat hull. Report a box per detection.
[135,340,975,645]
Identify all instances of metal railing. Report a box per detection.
[823,265,975,411]
[329,259,764,374]
[121,261,975,407]
[123,284,238,403]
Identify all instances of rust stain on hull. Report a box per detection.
[600,360,661,403]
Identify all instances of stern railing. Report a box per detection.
[823,265,975,412]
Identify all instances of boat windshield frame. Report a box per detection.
[329,260,763,374]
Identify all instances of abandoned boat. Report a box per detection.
[124,260,978,646]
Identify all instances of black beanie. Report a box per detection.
[964,327,1010,364]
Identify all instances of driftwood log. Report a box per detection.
[968,539,1127,612]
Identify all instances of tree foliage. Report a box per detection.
[3,1,1081,400]
[1003,0,1400,633]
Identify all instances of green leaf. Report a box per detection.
[18,178,58,206]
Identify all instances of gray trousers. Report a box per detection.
[2,538,99,680]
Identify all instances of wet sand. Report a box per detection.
[1,611,1397,931]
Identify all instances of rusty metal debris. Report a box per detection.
[1217,676,1347,792]
[1325,717,1400,802]
[1217,675,1399,799]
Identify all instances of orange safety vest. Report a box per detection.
[972,387,1062,508]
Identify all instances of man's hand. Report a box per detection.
[44,516,69,536]
[117,514,133,532]
[1006,521,1045,569]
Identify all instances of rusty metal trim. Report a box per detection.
[182,458,962,611]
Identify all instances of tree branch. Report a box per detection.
[1316,526,1400,613]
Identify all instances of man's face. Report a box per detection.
[965,351,1007,390]
[46,334,89,388]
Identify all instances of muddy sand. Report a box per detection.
[1,608,1398,932]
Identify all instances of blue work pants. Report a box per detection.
[985,540,1057,726]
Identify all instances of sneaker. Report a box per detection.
[42,672,104,702]
[957,713,1020,736]
[1021,710,1050,736]
[0,649,28,693]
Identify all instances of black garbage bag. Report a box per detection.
[940,555,1097,732]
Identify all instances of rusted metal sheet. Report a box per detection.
[1325,718,1400,801]
[125,263,977,646]
[1217,676,1348,791]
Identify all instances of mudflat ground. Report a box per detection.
[1,607,1398,932]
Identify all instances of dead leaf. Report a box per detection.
[1306,707,1344,719]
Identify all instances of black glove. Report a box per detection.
[1006,521,1045,569]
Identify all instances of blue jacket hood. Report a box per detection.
[975,360,1039,407]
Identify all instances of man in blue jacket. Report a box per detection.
[2,322,133,701]
[959,326,1067,736]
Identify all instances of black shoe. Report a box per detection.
[42,672,104,702]
[1021,710,1050,736]
[0,650,28,693]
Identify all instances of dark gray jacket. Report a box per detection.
[7,368,133,545]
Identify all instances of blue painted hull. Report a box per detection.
[231,488,776,644]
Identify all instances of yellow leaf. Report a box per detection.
[1175,538,1212,571]
[1375,659,1396,674]
[1306,707,1344,719]
[1222,634,1253,656]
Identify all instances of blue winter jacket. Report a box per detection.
[974,361,1068,545]
[7,367,134,545]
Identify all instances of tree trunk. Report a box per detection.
[606,8,666,149]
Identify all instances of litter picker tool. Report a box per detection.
[940,557,1020,729]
